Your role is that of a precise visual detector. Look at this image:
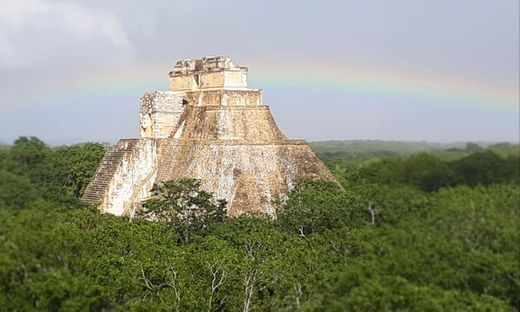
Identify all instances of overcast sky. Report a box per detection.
[0,0,518,145]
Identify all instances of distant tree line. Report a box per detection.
[352,150,519,192]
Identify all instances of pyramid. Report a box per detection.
[82,56,336,217]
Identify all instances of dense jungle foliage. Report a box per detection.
[0,137,519,311]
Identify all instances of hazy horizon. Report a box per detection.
[1,0,518,144]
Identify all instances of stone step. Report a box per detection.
[81,146,131,205]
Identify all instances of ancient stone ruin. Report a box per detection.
[82,56,335,217]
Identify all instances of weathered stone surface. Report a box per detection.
[169,56,248,91]
[140,91,184,138]
[82,56,336,217]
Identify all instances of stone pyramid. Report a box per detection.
[82,56,336,217]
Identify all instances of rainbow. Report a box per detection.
[251,61,518,112]
[38,61,519,113]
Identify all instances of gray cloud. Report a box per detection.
[0,0,134,68]
[0,0,518,144]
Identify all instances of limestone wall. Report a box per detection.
[140,91,184,138]
[99,139,159,216]
[89,137,334,217]
[170,70,248,91]
[223,70,248,88]
[155,141,334,216]
[172,106,287,142]
[169,75,198,92]
[183,90,262,107]
[169,56,248,91]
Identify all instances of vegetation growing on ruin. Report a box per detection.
[0,138,519,311]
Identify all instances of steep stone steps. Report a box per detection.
[82,140,138,205]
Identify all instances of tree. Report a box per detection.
[402,153,455,192]
[0,147,10,171]
[277,179,366,236]
[466,142,484,153]
[42,143,106,201]
[9,136,50,176]
[0,170,39,209]
[139,179,227,244]
[452,151,507,186]
[312,274,514,311]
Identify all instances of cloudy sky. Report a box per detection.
[0,0,518,145]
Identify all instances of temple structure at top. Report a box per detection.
[170,57,249,91]
[83,56,336,217]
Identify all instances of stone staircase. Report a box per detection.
[82,139,138,205]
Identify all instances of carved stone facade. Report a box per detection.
[82,56,336,217]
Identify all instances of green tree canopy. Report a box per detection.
[139,179,227,244]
